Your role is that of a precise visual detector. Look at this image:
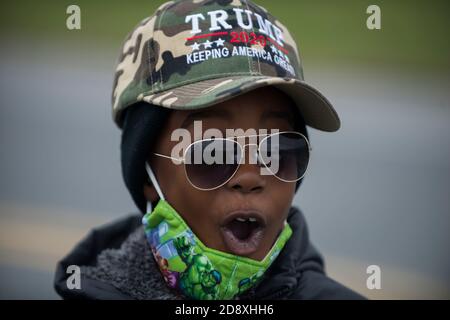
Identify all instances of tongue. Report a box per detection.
[227,220,253,240]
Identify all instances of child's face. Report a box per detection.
[144,87,297,261]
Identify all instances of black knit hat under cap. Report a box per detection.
[121,102,171,214]
[121,103,308,214]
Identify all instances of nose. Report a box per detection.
[226,146,266,193]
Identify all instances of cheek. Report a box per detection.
[172,184,222,248]
[158,162,189,204]
[268,181,296,220]
[157,161,217,230]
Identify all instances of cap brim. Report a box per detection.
[141,76,340,132]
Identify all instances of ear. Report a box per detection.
[143,181,159,203]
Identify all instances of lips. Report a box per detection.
[220,210,266,257]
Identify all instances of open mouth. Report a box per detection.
[220,212,266,257]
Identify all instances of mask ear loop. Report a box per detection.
[146,202,153,214]
[145,162,165,213]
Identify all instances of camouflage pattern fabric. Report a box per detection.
[112,0,340,132]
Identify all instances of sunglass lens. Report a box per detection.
[259,132,309,182]
[185,139,241,190]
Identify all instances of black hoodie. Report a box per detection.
[54,206,365,300]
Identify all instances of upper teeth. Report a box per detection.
[236,217,257,222]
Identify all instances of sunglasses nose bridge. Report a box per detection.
[240,143,260,165]
[226,147,267,193]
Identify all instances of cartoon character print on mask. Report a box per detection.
[142,199,291,300]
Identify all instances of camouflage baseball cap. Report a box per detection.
[112,0,340,132]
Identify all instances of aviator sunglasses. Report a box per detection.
[152,131,311,191]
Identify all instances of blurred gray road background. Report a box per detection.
[1,39,448,299]
[0,1,450,299]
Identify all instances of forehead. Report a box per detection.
[175,87,296,129]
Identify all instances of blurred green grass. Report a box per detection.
[1,0,449,71]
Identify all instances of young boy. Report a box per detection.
[54,0,364,300]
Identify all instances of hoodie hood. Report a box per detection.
[54,207,364,300]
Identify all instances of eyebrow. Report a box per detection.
[261,109,296,128]
[180,109,231,129]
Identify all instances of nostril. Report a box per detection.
[249,185,263,193]
[227,166,266,193]
[231,183,262,193]
[232,184,242,191]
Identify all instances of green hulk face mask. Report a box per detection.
[142,163,292,300]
